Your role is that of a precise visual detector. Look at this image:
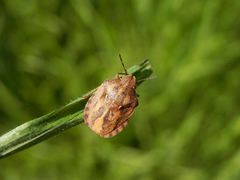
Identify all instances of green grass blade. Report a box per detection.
[0,59,153,158]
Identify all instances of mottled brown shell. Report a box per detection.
[83,75,138,138]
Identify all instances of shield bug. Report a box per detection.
[83,55,138,138]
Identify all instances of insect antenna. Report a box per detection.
[119,54,128,75]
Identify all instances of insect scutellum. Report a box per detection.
[118,54,128,75]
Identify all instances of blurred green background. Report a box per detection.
[0,0,240,179]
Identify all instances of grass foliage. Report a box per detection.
[0,60,152,158]
[0,0,240,179]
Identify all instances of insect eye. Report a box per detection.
[118,103,132,111]
[119,106,124,110]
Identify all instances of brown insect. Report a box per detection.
[83,55,138,138]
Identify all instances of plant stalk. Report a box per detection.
[0,59,153,158]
